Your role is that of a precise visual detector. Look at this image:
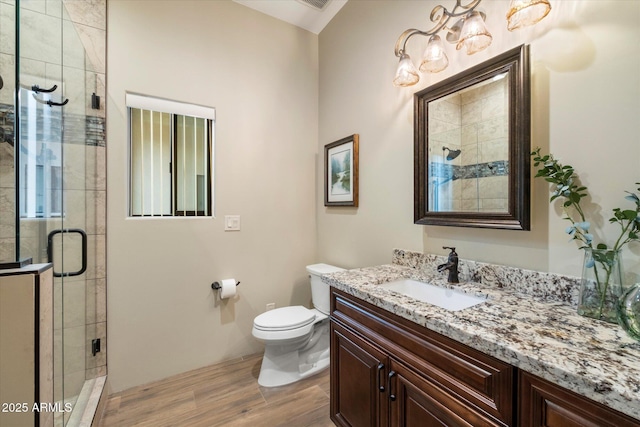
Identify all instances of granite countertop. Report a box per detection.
[323,259,640,421]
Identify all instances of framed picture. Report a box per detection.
[324,134,359,207]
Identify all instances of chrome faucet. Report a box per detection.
[437,246,459,283]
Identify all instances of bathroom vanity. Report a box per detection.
[325,250,640,427]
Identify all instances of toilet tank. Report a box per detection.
[306,263,344,315]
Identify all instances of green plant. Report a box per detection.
[531,148,640,320]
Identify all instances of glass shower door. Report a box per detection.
[17,1,94,425]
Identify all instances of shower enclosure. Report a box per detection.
[0,0,106,425]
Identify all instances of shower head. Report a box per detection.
[443,146,461,161]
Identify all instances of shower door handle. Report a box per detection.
[47,228,87,277]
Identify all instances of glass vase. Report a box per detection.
[618,283,640,341]
[577,248,624,323]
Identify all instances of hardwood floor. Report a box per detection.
[99,353,333,427]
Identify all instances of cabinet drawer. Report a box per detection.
[331,288,514,426]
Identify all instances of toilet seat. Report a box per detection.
[253,306,316,332]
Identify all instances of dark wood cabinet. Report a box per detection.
[330,288,514,427]
[519,371,640,427]
[330,288,640,427]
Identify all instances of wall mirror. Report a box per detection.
[414,44,530,230]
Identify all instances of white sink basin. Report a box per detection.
[379,279,486,311]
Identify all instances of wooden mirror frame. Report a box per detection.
[414,44,530,230]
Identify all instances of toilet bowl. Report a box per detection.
[252,263,344,387]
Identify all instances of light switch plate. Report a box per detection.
[224,215,241,231]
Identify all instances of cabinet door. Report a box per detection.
[388,359,503,427]
[519,371,640,427]
[331,320,389,427]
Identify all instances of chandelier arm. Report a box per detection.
[394,28,430,57]
[415,0,483,44]
[427,5,453,35]
[450,0,483,17]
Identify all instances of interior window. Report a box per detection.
[127,94,214,217]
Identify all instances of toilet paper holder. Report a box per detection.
[211,281,240,290]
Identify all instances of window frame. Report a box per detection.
[126,93,215,218]
[172,115,213,217]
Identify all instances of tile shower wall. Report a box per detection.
[461,77,508,212]
[0,110,14,264]
[0,0,16,262]
[0,0,107,403]
[429,92,462,211]
[429,77,509,212]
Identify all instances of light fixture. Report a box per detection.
[393,52,420,87]
[506,0,551,31]
[419,35,449,73]
[393,0,551,87]
[456,10,492,55]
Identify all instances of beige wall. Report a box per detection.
[318,1,640,278]
[108,0,640,393]
[107,0,318,392]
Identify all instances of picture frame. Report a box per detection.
[324,134,359,207]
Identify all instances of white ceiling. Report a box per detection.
[232,0,348,34]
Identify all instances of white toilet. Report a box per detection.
[252,263,344,387]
